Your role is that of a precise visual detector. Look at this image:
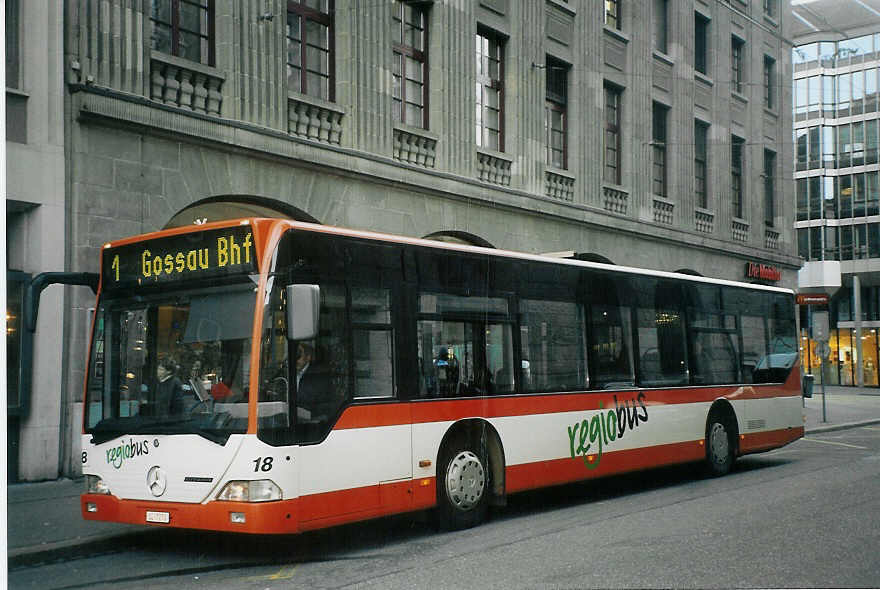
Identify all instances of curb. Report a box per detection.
[805,417,880,434]
[8,530,154,569]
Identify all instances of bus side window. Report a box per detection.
[520,299,588,392]
[351,286,394,399]
[634,278,687,388]
[691,330,739,385]
[740,314,767,384]
[590,303,635,389]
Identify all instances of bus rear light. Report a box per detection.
[85,475,111,495]
[216,480,281,502]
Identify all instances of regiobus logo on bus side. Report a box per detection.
[567,393,649,470]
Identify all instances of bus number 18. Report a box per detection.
[253,457,274,472]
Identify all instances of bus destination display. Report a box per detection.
[102,226,256,290]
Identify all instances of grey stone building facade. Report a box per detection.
[7,0,797,480]
[6,0,68,482]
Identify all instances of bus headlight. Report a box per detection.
[216,480,281,502]
[85,475,111,495]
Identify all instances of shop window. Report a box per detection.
[6,271,32,417]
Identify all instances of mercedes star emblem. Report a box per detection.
[147,466,168,497]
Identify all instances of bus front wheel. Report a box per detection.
[437,442,489,530]
[705,416,735,477]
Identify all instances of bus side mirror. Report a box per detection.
[286,284,320,341]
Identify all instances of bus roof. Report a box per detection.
[103,217,794,296]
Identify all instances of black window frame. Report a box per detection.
[150,0,216,67]
[764,149,776,227]
[731,135,745,219]
[731,36,745,95]
[476,27,505,152]
[695,12,710,76]
[652,102,669,198]
[695,120,709,209]
[604,83,622,185]
[605,0,621,31]
[392,0,428,129]
[764,55,776,109]
[653,0,668,54]
[6,0,21,89]
[545,56,569,170]
[287,0,335,102]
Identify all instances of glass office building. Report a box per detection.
[794,27,880,386]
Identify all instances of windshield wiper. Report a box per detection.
[89,416,230,445]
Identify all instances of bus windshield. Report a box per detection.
[85,282,258,445]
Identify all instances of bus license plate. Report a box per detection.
[146,511,170,524]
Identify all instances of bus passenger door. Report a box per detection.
[296,281,413,522]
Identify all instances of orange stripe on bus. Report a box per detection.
[333,385,801,430]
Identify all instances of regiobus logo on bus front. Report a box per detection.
[567,394,649,470]
[105,438,155,469]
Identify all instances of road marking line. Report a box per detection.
[803,437,868,450]
[268,564,299,580]
[244,564,299,582]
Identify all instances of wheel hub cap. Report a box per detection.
[446,451,485,511]
[710,423,729,464]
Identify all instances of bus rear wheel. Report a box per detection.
[437,442,489,530]
[705,416,735,477]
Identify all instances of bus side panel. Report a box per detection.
[411,419,451,509]
[493,398,711,493]
[297,421,412,524]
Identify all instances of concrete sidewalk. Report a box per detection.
[8,386,880,567]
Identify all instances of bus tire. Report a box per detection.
[437,440,489,530]
[705,414,735,477]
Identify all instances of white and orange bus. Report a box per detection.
[37,216,804,533]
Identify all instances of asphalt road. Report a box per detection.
[10,426,880,589]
